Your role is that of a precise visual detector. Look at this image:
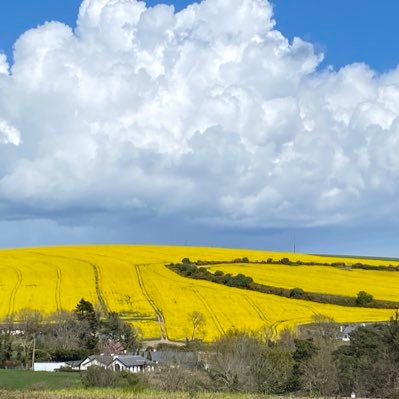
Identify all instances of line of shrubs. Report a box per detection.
[169,261,253,289]
[167,259,399,309]
[179,256,399,272]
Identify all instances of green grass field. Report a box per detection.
[0,370,81,390]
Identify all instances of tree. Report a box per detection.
[209,330,293,393]
[74,299,99,350]
[43,311,83,351]
[14,308,43,368]
[100,312,141,353]
[188,311,206,341]
[0,317,15,368]
[311,314,339,342]
[334,324,389,397]
[355,291,374,306]
[289,288,304,298]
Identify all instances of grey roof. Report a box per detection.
[113,355,153,367]
[339,325,358,335]
[66,360,84,367]
[87,355,113,366]
[150,351,198,365]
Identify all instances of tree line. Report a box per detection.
[1,299,399,397]
[80,312,399,398]
[0,299,140,368]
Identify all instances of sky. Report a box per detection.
[1,0,399,256]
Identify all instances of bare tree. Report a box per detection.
[12,308,43,368]
[44,311,82,350]
[188,311,206,341]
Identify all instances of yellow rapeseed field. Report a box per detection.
[207,263,399,302]
[0,245,396,341]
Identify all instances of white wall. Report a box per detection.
[34,362,66,372]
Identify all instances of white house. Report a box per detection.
[109,355,154,373]
[79,354,154,373]
[80,354,113,370]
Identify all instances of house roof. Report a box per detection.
[340,325,358,335]
[113,355,153,367]
[84,354,113,366]
[149,351,198,366]
[66,360,84,367]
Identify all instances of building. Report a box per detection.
[79,354,153,373]
[80,354,113,370]
[109,355,154,373]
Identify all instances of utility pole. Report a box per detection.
[31,336,36,371]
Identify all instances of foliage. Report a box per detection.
[100,312,140,353]
[355,291,374,306]
[209,330,293,394]
[80,366,141,388]
[80,366,117,388]
[73,299,99,350]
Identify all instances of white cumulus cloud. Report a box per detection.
[0,0,399,230]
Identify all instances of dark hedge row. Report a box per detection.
[179,256,399,272]
[169,261,253,288]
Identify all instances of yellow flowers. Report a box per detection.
[0,245,396,341]
[207,262,399,302]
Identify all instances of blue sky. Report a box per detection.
[1,0,399,72]
[1,0,399,256]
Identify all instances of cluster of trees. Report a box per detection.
[84,312,399,397]
[0,299,140,368]
[169,261,253,289]
[146,313,399,397]
[3,297,399,397]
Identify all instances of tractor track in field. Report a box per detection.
[244,296,269,323]
[194,289,225,335]
[7,267,22,318]
[270,320,289,338]
[133,264,168,342]
[31,252,109,315]
[90,262,108,316]
[54,266,62,312]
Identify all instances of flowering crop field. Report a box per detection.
[0,245,396,341]
[207,262,399,302]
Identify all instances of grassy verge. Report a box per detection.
[0,370,81,391]
[0,389,271,399]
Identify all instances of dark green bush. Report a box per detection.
[356,291,374,306]
[290,288,305,298]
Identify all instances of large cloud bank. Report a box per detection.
[0,0,399,229]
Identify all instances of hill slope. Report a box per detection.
[0,245,396,341]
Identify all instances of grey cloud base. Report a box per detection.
[0,0,399,248]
